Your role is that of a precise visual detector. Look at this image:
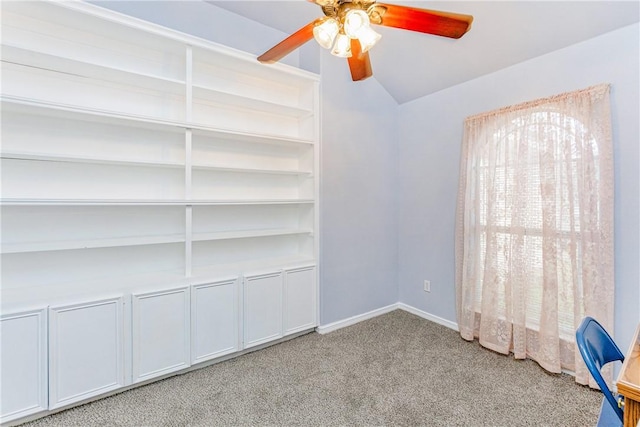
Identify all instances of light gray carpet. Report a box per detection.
[22,310,603,426]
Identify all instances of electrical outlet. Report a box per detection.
[423,280,431,292]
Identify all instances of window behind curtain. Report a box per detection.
[455,84,614,386]
[474,110,599,338]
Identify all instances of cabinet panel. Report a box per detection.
[191,279,240,364]
[49,297,124,409]
[132,287,190,383]
[244,272,283,348]
[0,308,48,423]
[284,266,317,335]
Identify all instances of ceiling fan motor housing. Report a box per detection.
[322,0,381,23]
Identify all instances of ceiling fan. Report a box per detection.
[257,0,474,81]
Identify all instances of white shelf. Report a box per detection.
[0,256,316,310]
[1,96,315,147]
[1,151,184,169]
[0,198,315,206]
[192,228,313,243]
[191,199,315,206]
[191,164,311,176]
[0,269,190,310]
[2,0,187,79]
[2,234,185,254]
[192,85,313,119]
[0,198,180,206]
[3,153,309,176]
[190,126,313,147]
[192,46,318,91]
[191,255,316,281]
[1,96,185,131]
[2,44,186,95]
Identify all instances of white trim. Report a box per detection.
[316,303,399,334]
[397,303,459,332]
[317,303,460,335]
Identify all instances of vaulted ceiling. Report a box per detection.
[209,1,639,104]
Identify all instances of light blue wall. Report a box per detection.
[397,24,640,349]
[319,52,399,325]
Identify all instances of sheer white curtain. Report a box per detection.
[455,84,614,386]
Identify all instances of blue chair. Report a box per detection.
[576,316,625,427]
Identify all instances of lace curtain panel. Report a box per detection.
[454,84,614,386]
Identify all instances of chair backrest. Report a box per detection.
[576,316,625,422]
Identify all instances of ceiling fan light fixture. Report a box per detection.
[313,18,339,49]
[357,26,382,52]
[331,33,352,58]
[343,9,370,39]
[257,0,473,82]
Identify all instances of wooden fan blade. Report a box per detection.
[258,19,321,63]
[347,38,372,81]
[371,3,473,39]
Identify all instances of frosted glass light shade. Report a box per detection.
[313,18,339,49]
[344,9,370,39]
[357,26,382,52]
[331,33,352,58]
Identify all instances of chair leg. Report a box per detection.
[596,397,622,427]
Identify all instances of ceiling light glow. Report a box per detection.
[313,18,339,49]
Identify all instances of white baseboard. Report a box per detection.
[316,302,459,334]
[316,303,399,334]
[397,303,459,331]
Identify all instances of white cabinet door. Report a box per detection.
[0,308,48,423]
[132,287,190,383]
[191,279,240,364]
[49,297,124,409]
[284,266,317,335]
[243,272,283,349]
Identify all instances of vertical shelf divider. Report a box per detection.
[185,205,193,278]
[185,45,193,122]
[185,45,193,278]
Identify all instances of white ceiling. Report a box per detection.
[209,1,640,104]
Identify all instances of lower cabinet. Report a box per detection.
[243,267,317,348]
[0,308,48,423]
[49,297,125,409]
[132,286,191,383]
[244,272,284,349]
[0,266,316,423]
[191,278,240,364]
[284,266,317,335]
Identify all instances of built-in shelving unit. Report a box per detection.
[0,1,319,424]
